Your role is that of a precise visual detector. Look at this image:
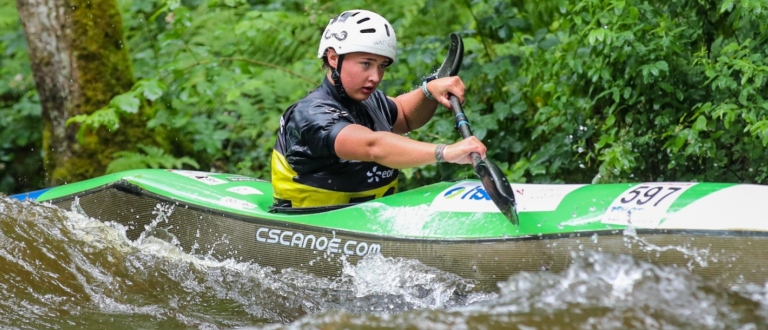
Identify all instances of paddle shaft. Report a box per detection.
[438,33,519,226]
[449,95,482,166]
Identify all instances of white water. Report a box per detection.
[1,196,767,329]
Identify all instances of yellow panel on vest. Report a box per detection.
[271,150,398,207]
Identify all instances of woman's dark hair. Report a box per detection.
[322,55,331,70]
[321,48,336,70]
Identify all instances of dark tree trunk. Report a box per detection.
[16,0,137,186]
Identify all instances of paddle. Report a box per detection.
[434,33,520,226]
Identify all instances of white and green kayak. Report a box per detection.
[9,169,768,291]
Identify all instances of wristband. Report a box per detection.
[422,75,438,100]
[435,144,446,163]
[422,80,435,100]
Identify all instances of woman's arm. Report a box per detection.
[390,76,465,134]
[335,124,486,169]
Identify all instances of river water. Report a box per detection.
[0,196,766,330]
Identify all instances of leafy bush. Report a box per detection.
[461,0,768,184]
[112,0,471,185]
[5,0,768,195]
[0,0,42,194]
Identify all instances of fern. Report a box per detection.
[181,6,318,67]
[236,10,318,66]
[106,144,200,173]
[66,108,121,144]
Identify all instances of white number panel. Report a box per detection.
[602,183,697,228]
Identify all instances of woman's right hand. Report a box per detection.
[426,76,466,109]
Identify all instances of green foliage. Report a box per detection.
[107,0,322,178]
[6,0,768,194]
[0,1,17,29]
[106,144,199,173]
[0,0,42,194]
[107,0,468,183]
[67,78,166,143]
[455,0,768,184]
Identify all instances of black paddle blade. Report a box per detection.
[474,159,520,226]
[435,33,464,78]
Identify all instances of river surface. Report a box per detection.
[0,196,767,330]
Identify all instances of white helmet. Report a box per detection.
[317,10,397,65]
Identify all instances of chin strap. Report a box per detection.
[331,54,348,99]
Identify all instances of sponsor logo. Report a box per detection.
[429,182,498,213]
[366,166,395,183]
[256,228,381,256]
[226,186,263,195]
[220,197,256,209]
[324,30,347,41]
[373,39,397,51]
[514,187,565,200]
[171,170,227,185]
[325,108,349,118]
[443,187,465,199]
[442,185,490,201]
[226,176,258,182]
[197,176,227,185]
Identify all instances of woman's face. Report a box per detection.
[328,50,390,101]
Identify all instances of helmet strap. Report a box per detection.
[331,54,348,99]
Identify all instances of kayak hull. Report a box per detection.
[25,170,768,291]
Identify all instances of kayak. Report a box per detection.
[9,169,768,291]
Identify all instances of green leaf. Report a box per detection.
[720,42,741,54]
[138,79,165,101]
[511,101,527,115]
[539,36,560,50]
[693,116,707,131]
[595,134,614,149]
[658,82,674,92]
[587,29,605,45]
[493,101,509,115]
[226,88,242,102]
[738,88,752,106]
[508,18,529,30]
[719,0,735,13]
[623,87,632,99]
[111,93,140,114]
[671,134,686,152]
[166,0,181,10]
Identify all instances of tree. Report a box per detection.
[16,0,141,186]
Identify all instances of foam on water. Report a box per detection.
[2,196,768,329]
[260,251,768,330]
[0,197,488,329]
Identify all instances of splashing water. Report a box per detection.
[1,197,767,329]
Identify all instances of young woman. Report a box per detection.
[271,9,486,208]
